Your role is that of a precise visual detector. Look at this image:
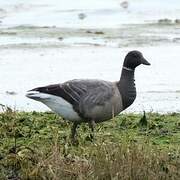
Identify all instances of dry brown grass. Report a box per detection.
[16,141,179,180]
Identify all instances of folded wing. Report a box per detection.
[32,79,116,121]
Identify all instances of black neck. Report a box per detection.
[117,68,136,110]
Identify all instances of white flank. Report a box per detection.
[26,91,82,121]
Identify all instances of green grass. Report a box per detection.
[0,109,180,179]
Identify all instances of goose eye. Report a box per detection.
[133,53,141,58]
[133,54,138,58]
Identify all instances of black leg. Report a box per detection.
[71,122,79,143]
[88,120,96,140]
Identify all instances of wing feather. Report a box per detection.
[32,79,114,119]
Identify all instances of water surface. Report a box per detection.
[0,0,180,113]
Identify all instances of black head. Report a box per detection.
[123,50,150,70]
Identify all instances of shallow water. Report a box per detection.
[1,0,180,28]
[0,0,180,113]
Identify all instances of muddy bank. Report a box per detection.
[0,23,180,49]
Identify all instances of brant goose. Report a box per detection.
[26,50,150,140]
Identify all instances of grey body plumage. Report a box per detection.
[26,50,150,141]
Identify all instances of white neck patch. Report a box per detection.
[123,66,134,71]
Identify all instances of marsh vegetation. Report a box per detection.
[0,109,180,179]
